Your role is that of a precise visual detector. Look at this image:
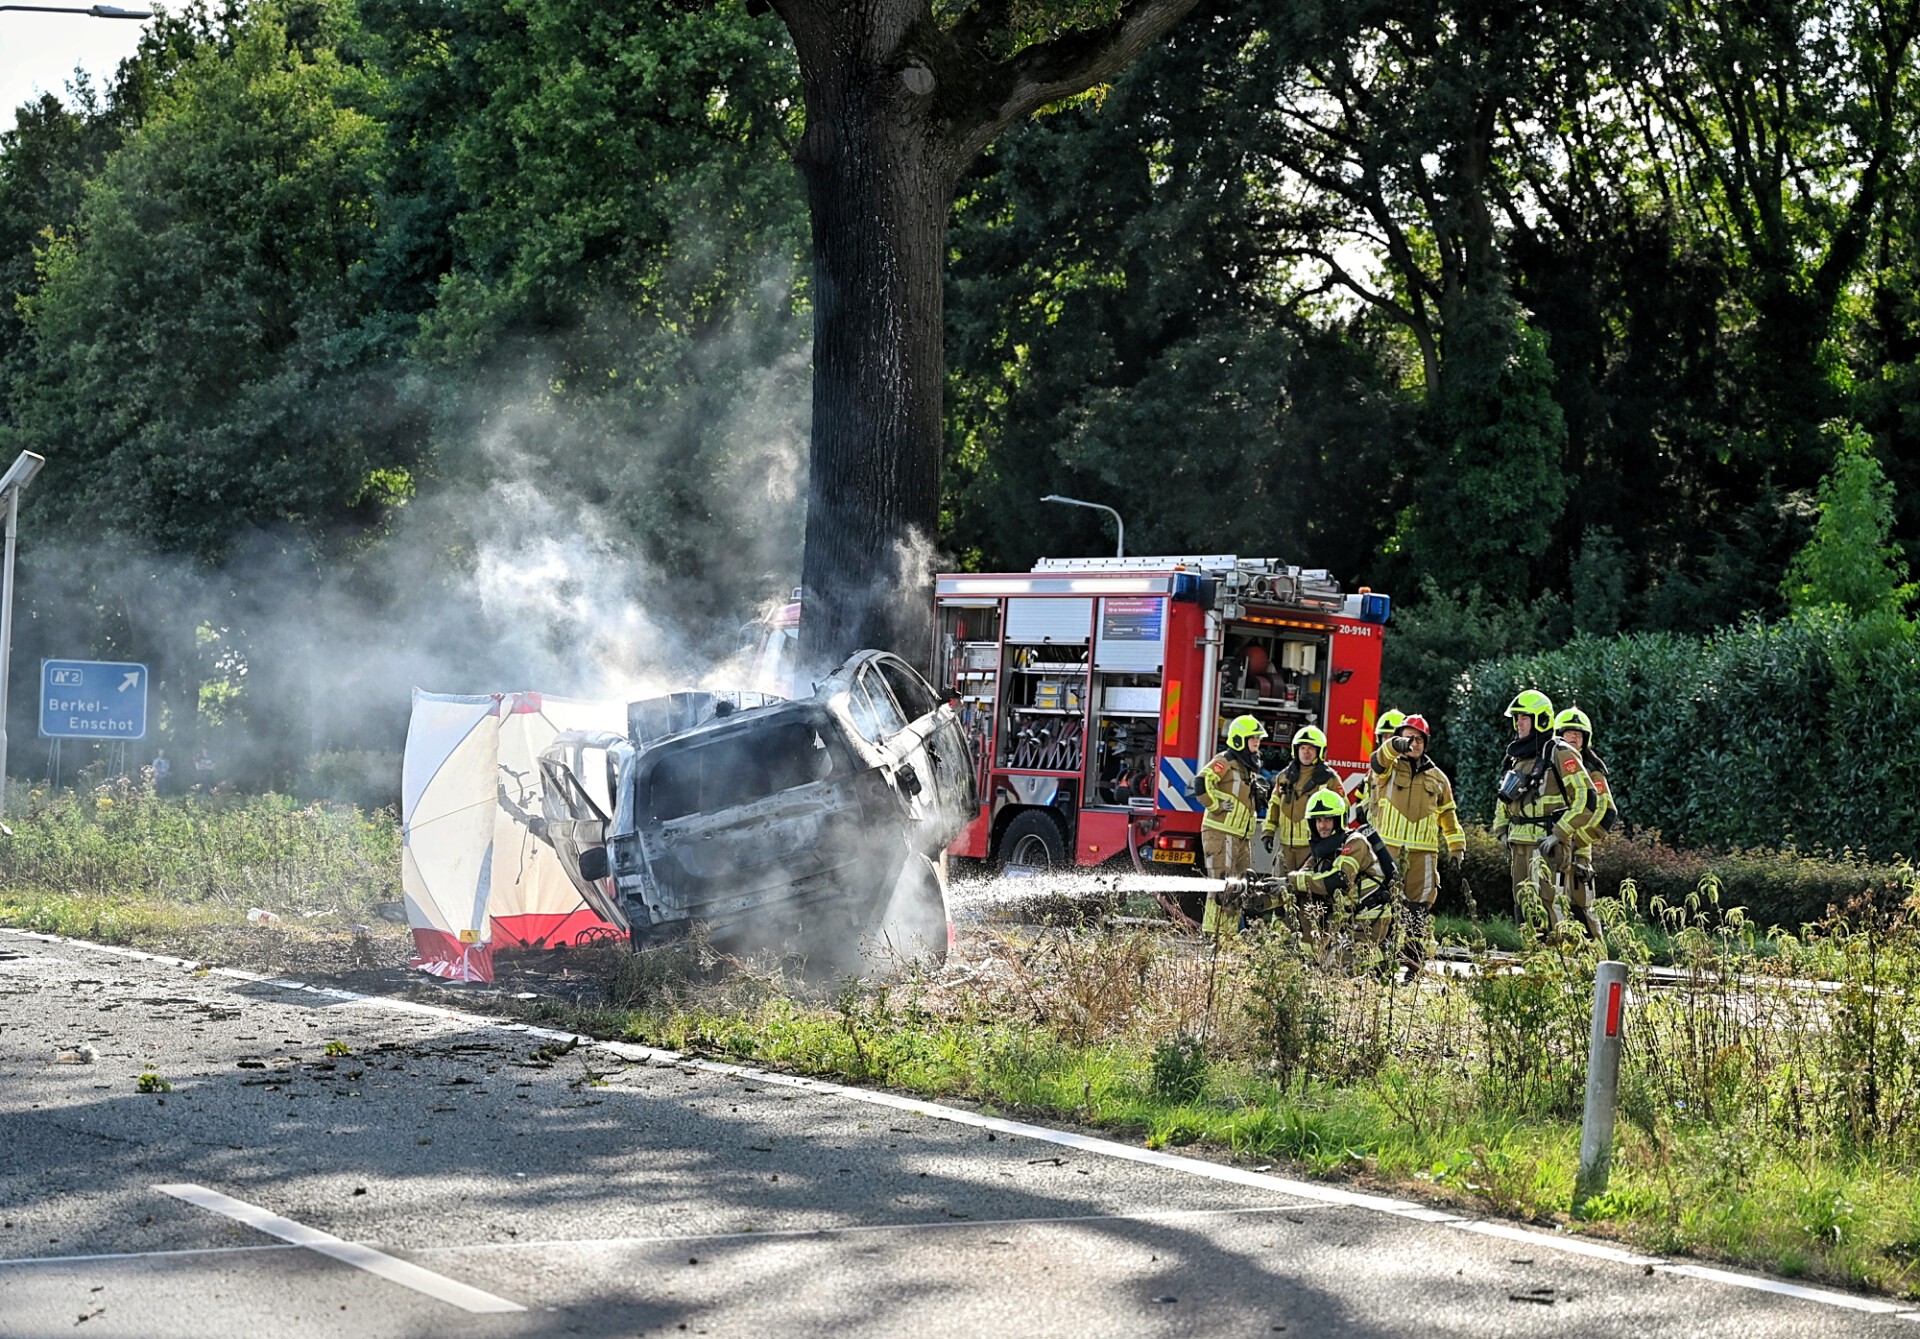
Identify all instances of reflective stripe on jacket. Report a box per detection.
[1200,751,1259,837]
[1571,755,1611,849]
[1371,740,1466,854]
[1492,738,1592,842]
[1261,760,1340,845]
[1290,833,1385,905]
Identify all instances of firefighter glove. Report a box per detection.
[1535,832,1560,862]
[1446,850,1464,871]
[1389,736,1412,754]
[1261,833,1275,855]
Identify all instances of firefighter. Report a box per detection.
[1199,714,1267,937]
[1229,790,1390,961]
[1553,706,1612,940]
[1261,725,1342,876]
[1372,713,1465,978]
[1491,689,1593,932]
[1364,709,1408,825]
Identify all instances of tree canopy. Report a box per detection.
[1,0,1917,788]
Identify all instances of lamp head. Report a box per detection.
[0,452,45,496]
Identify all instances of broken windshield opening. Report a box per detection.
[642,719,842,823]
[845,667,907,743]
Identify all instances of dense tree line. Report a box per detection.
[0,0,1915,795]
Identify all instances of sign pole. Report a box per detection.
[0,486,19,821]
[1575,959,1629,1207]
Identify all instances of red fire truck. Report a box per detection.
[931,556,1391,879]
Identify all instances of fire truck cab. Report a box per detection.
[932,556,1390,876]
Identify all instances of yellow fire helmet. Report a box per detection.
[1305,789,1348,820]
[1507,689,1555,730]
[1291,725,1328,750]
[1553,706,1593,739]
[1225,715,1268,751]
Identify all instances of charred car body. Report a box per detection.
[536,651,974,967]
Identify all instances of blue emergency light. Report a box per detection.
[1359,592,1392,624]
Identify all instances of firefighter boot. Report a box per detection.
[1570,856,1603,941]
[1397,900,1433,982]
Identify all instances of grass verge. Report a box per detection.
[4,785,1919,1298]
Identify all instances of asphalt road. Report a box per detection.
[1,929,1912,1338]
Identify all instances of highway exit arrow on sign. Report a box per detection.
[41,659,149,740]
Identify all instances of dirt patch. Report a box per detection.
[129,921,629,1011]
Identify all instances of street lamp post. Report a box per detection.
[0,451,46,829]
[1039,494,1125,558]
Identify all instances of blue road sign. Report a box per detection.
[41,659,149,740]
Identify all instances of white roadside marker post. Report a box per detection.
[1575,959,1629,1207]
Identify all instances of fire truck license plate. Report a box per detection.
[1151,849,1196,864]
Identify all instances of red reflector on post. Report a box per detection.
[1604,981,1623,1037]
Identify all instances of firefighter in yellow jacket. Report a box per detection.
[1261,725,1341,875]
[1364,709,1408,825]
[1372,713,1465,975]
[1199,715,1267,937]
[1552,706,1611,939]
[1491,689,1593,929]
[1229,790,1390,955]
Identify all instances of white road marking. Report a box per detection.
[154,1184,523,1314]
[1450,1218,1661,1266]
[0,1243,302,1268]
[6,927,1907,1325]
[1651,1262,1905,1315]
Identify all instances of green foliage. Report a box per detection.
[537,897,1920,1296]
[944,5,1414,580]
[1397,303,1570,594]
[1379,576,1568,723]
[16,0,410,560]
[1781,428,1916,624]
[136,1072,172,1093]
[1148,1032,1208,1103]
[1443,611,1920,862]
[0,780,399,913]
[299,750,399,812]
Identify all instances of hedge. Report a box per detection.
[1433,611,1920,862]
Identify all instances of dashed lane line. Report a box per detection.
[8,927,1911,1325]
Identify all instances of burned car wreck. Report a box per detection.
[534,651,974,968]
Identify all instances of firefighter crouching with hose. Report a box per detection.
[1372,713,1466,979]
[1491,690,1593,932]
[1553,706,1614,940]
[1199,715,1268,938]
[1261,726,1342,876]
[1223,790,1391,959]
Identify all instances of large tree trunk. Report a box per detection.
[773,1,1204,672]
[789,14,954,665]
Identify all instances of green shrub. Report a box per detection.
[1149,1032,1209,1103]
[1436,822,1915,931]
[0,782,399,913]
[299,750,400,812]
[1442,613,1920,860]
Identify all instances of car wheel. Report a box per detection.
[870,852,951,967]
[997,809,1068,871]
